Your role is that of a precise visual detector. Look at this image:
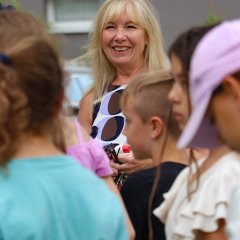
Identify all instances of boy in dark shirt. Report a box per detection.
[120,71,187,240]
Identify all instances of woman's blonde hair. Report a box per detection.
[80,0,168,100]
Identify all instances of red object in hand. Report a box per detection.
[122,144,131,153]
[114,144,131,154]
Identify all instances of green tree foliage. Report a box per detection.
[204,3,224,26]
[205,12,222,25]
[0,0,22,9]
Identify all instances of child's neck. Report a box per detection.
[152,137,187,166]
[13,134,63,159]
[197,144,230,174]
[188,144,230,185]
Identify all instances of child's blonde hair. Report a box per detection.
[121,70,180,139]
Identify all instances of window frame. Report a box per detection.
[46,0,99,34]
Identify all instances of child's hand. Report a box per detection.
[111,154,154,175]
[110,159,119,176]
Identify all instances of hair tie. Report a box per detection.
[0,53,11,65]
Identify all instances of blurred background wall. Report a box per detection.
[8,0,240,60]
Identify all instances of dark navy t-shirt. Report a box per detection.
[121,161,186,240]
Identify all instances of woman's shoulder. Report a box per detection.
[78,89,94,134]
[107,84,127,91]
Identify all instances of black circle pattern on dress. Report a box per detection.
[92,85,126,145]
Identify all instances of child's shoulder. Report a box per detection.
[63,117,91,146]
[210,151,240,176]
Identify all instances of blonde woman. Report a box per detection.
[78,0,168,178]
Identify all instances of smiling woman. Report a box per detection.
[101,12,148,73]
[76,1,168,238]
[77,0,168,188]
[78,0,168,144]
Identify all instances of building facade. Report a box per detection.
[13,0,240,60]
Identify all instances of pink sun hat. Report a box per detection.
[178,19,240,149]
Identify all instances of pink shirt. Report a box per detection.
[66,120,113,177]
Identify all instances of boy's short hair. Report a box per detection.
[121,70,181,139]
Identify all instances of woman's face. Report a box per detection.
[101,11,148,71]
[168,53,190,131]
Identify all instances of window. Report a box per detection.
[65,64,92,108]
[46,0,101,33]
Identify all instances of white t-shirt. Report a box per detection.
[227,184,240,240]
[154,151,240,240]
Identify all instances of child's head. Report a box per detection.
[0,33,64,164]
[121,70,180,160]
[0,10,65,164]
[168,24,219,131]
[178,19,240,150]
[0,10,51,41]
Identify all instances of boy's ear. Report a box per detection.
[223,76,240,104]
[148,116,164,139]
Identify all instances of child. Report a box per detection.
[0,10,128,240]
[180,20,240,240]
[78,0,167,180]
[62,116,135,239]
[167,25,220,158]
[63,116,114,176]
[120,71,187,240]
[154,22,240,240]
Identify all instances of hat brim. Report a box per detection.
[177,92,221,149]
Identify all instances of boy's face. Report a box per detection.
[209,77,240,152]
[122,99,152,160]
